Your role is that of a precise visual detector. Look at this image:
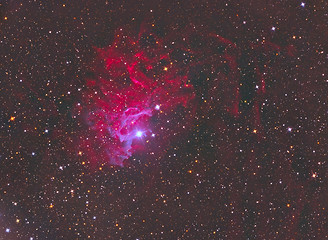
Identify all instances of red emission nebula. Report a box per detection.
[79,23,295,168]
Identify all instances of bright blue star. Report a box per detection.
[301,2,305,7]
[136,131,143,137]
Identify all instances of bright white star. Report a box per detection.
[136,131,143,137]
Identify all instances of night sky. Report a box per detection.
[1,0,328,239]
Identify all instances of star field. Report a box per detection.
[0,0,328,239]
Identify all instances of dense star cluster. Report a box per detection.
[1,0,328,239]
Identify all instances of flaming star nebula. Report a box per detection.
[80,24,295,168]
[80,25,199,166]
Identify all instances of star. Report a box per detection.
[136,131,143,137]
